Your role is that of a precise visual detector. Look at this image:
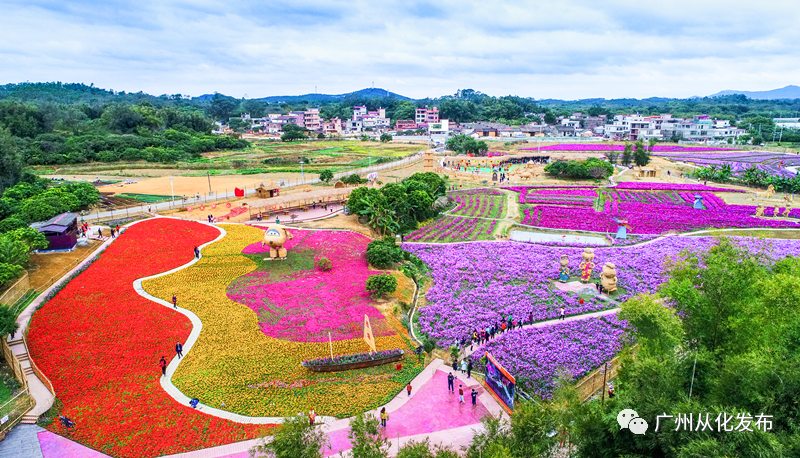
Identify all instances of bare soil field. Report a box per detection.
[27,240,104,291]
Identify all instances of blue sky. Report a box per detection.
[1,0,798,99]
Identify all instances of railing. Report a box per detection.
[575,348,634,402]
[77,154,423,224]
[23,335,55,396]
[0,273,29,306]
[0,339,26,388]
[0,387,35,437]
[31,257,88,293]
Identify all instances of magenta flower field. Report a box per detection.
[520,143,732,153]
[229,229,392,342]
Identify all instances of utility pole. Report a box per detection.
[207,171,212,195]
[299,160,305,183]
[169,177,174,206]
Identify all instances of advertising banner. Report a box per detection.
[485,352,516,411]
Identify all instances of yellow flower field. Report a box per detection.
[143,224,422,418]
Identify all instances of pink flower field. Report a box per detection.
[229,229,392,342]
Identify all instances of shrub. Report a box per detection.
[366,273,398,297]
[315,257,332,271]
[366,239,402,269]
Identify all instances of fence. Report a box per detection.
[23,335,54,396]
[0,339,25,387]
[575,352,625,402]
[0,387,35,438]
[78,153,424,224]
[0,273,29,307]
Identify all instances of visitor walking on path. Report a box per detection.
[159,356,167,376]
[447,373,455,393]
[452,359,458,371]
[309,408,316,425]
[175,341,183,358]
[172,294,177,309]
[116,225,120,234]
[110,228,115,238]
[458,385,465,403]
[471,388,478,406]
[461,359,467,373]
[406,383,412,397]
[560,308,566,320]
[467,360,473,379]
[194,246,200,258]
[380,407,387,428]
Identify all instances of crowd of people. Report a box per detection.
[457,312,533,351]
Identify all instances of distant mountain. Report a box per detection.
[710,85,800,100]
[257,88,412,103]
[193,88,412,103]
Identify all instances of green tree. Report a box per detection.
[346,187,382,215]
[397,438,458,458]
[0,305,20,337]
[281,124,307,142]
[633,139,651,168]
[319,169,334,183]
[347,413,389,458]
[0,129,25,193]
[0,237,30,266]
[4,227,48,251]
[0,263,24,288]
[621,143,633,166]
[379,133,392,143]
[360,194,399,236]
[249,415,329,458]
[618,293,682,359]
[604,149,618,164]
[365,273,398,298]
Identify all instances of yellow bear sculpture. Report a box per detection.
[261,226,293,260]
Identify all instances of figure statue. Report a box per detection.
[558,255,570,282]
[693,194,705,210]
[755,205,765,217]
[261,226,293,260]
[783,203,793,217]
[600,262,618,294]
[613,218,630,239]
[578,248,596,283]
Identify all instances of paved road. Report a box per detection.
[0,424,44,458]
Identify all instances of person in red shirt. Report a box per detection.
[406,383,412,397]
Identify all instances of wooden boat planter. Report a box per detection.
[303,350,404,373]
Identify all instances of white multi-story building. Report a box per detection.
[604,114,743,142]
[348,106,390,132]
[774,118,800,129]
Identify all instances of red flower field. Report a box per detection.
[27,219,276,458]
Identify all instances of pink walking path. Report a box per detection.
[36,360,501,458]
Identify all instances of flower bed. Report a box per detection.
[469,315,627,397]
[404,237,800,347]
[143,224,422,418]
[228,229,392,342]
[26,219,276,458]
[614,182,745,193]
[520,144,731,152]
[514,185,797,234]
[653,151,800,178]
[303,349,405,372]
[406,216,498,242]
[449,193,506,218]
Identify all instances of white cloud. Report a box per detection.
[0,0,798,99]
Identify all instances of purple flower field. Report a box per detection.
[520,144,731,153]
[653,151,800,178]
[404,237,800,347]
[406,216,497,243]
[468,315,627,396]
[449,193,506,218]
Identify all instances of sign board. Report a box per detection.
[363,315,377,353]
[0,415,7,425]
[485,352,516,410]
